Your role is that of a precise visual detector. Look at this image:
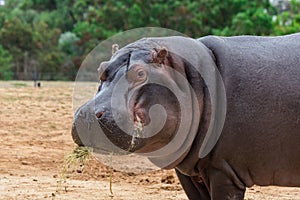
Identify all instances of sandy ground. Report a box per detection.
[0,81,299,200]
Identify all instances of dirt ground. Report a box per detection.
[0,81,299,200]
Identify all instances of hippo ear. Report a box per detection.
[152,47,168,64]
[112,44,119,55]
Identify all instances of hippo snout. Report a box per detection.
[71,100,133,154]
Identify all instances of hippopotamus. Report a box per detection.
[71,33,300,199]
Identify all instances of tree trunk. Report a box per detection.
[24,51,29,80]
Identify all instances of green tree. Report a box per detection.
[0,45,13,80]
[1,0,299,81]
[273,0,300,35]
[59,32,80,55]
[58,32,81,80]
[33,20,64,80]
[0,17,34,79]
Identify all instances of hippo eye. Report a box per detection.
[137,70,146,79]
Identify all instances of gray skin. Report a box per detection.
[72,33,300,200]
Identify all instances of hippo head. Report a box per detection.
[71,37,213,167]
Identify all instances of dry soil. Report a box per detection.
[0,81,299,200]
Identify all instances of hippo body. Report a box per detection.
[72,33,300,200]
[175,34,300,199]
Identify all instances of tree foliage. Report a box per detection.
[0,44,13,80]
[0,0,299,80]
[272,0,300,35]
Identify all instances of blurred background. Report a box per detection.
[0,0,299,81]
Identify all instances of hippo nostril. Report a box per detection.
[96,111,104,118]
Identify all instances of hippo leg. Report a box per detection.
[208,169,246,200]
[175,169,210,200]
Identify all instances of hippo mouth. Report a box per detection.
[129,88,151,126]
[95,109,147,153]
[72,86,153,154]
[94,87,149,148]
[71,95,147,154]
[72,113,146,154]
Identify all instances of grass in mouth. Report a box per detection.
[54,146,93,198]
[54,146,115,198]
[129,115,144,151]
[65,146,93,168]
